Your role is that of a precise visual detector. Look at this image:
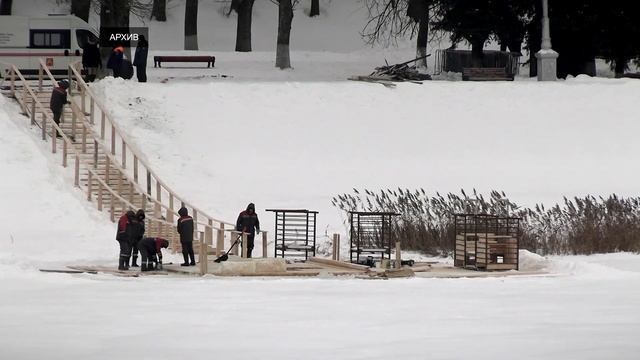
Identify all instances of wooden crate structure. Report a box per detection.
[349,211,399,265]
[266,209,318,261]
[454,214,520,271]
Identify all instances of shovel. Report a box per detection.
[214,235,242,263]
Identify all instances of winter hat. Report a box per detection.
[160,239,169,248]
[247,203,255,211]
[126,210,136,220]
[178,207,188,217]
[136,209,145,221]
[57,79,69,89]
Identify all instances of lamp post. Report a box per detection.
[536,0,558,81]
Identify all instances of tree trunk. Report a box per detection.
[151,0,167,21]
[71,0,90,22]
[470,39,485,67]
[99,0,131,77]
[614,58,627,78]
[235,0,255,52]
[0,0,12,15]
[276,0,293,69]
[184,0,199,50]
[415,6,429,69]
[309,0,319,17]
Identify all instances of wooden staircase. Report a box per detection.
[1,60,243,273]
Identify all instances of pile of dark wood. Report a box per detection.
[349,55,432,87]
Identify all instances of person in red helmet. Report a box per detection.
[107,45,125,78]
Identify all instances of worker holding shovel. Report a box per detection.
[235,203,260,258]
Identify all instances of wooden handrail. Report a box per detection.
[6,63,184,246]
[66,61,234,231]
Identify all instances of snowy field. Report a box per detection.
[1,1,640,358]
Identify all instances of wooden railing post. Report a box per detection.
[110,125,116,155]
[193,209,198,229]
[41,113,46,141]
[81,85,86,114]
[155,182,161,219]
[199,239,208,275]
[74,156,80,186]
[241,232,248,258]
[395,241,402,269]
[10,68,16,97]
[205,221,213,246]
[216,224,225,257]
[81,125,87,153]
[105,157,111,186]
[168,194,174,224]
[38,64,43,91]
[332,234,341,261]
[71,109,77,139]
[109,190,115,222]
[98,182,103,211]
[89,98,95,125]
[67,66,72,95]
[146,171,151,195]
[87,172,93,201]
[62,140,68,167]
[262,231,268,258]
[30,99,36,126]
[100,112,105,139]
[133,156,139,183]
[51,125,56,153]
[93,140,98,168]
[128,183,134,205]
[121,140,126,168]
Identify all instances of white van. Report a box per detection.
[0,15,98,76]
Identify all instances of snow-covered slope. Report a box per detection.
[91,74,640,239]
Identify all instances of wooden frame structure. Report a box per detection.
[266,209,318,261]
[454,214,520,271]
[349,211,398,265]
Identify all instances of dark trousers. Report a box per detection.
[130,241,138,258]
[181,241,195,264]
[136,65,147,82]
[51,108,62,136]
[244,234,255,258]
[139,248,156,266]
[118,240,131,260]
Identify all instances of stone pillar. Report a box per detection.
[536,0,558,81]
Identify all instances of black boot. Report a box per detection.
[123,257,130,270]
[118,257,126,270]
[181,252,189,266]
[189,251,196,266]
[141,261,150,272]
[131,256,139,267]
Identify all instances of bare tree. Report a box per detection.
[71,0,91,22]
[230,0,255,52]
[184,0,199,50]
[362,0,435,69]
[309,0,319,17]
[0,0,12,15]
[151,0,166,21]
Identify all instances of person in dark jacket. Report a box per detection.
[127,209,146,267]
[81,38,101,82]
[177,207,195,267]
[106,45,124,78]
[236,203,260,258]
[133,35,149,83]
[116,210,135,270]
[138,237,169,271]
[49,79,69,138]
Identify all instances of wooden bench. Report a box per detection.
[462,67,514,81]
[153,55,216,68]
